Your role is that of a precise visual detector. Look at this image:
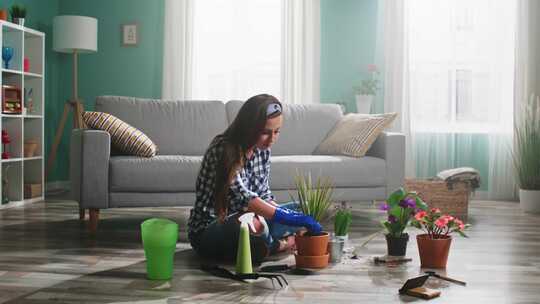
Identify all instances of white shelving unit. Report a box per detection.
[0,20,44,209]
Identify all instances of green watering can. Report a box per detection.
[141,218,178,280]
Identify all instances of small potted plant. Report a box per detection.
[334,207,352,240]
[411,208,470,268]
[354,64,380,113]
[290,172,334,268]
[379,188,427,256]
[9,4,26,26]
[513,95,540,213]
[329,207,352,263]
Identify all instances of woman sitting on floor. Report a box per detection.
[187,94,321,262]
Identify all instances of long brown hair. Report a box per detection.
[214,94,282,221]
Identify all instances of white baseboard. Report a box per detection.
[470,191,488,200]
[470,190,518,201]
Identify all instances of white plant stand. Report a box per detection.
[0,20,45,209]
[519,189,540,214]
[355,94,373,114]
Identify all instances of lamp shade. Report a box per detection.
[53,15,98,53]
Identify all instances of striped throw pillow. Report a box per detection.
[83,111,157,157]
[316,113,397,157]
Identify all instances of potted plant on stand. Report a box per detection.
[411,208,470,268]
[9,4,26,26]
[354,64,380,113]
[380,188,427,256]
[291,172,334,269]
[513,95,540,213]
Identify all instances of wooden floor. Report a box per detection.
[0,199,539,303]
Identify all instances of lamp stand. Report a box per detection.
[46,51,86,180]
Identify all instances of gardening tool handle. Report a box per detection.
[436,274,467,286]
[374,257,412,264]
[425,271,467,286]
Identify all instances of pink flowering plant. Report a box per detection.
[380,188,428,237]
[411,208,471,239]
[354,64,380,95]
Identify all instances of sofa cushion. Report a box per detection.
[96,96,227,155]
[83,111,158,157]
[316,113,397,157]
[226,100,343,155]
[269,155,386,190]
[109,155,201,192]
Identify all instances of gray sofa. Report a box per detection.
[71,96,405,231]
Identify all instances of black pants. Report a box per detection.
[190,202,301,263]
[189,213,271,263]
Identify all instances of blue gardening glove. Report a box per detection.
[272,207,322,234]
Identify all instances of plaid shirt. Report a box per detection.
[188,135,275,237]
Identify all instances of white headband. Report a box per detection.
[266,103,282,116]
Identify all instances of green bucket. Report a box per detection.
[141,218,178,280]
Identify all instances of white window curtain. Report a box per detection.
[380,0,414,177]
[515,0,540,112]
[162,0,194,100]
[380,0,518,199]
[281,0,320,104]
[162,0,320,103]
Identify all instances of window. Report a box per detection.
[191,0,281,101]
[408,0,516,133]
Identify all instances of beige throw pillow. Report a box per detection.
[83,111,157,157]
[316,112,397,157]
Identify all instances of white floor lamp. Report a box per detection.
[46,15,98,181]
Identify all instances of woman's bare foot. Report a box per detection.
[278,235,296,252]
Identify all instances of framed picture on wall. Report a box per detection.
[121,23,139,46]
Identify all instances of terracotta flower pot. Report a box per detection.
[294,253,329,269]
[386,233,409,256]
[24,140,38,157]
[295,231,329,256]
[416,234,452,268]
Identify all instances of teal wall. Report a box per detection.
[49,0,164,182]
[2,0,164,182]
[320,0,378,113]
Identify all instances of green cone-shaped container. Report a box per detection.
[141,218,178,280]
[235,223,253,274]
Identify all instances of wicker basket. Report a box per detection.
[405,179,470,221]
